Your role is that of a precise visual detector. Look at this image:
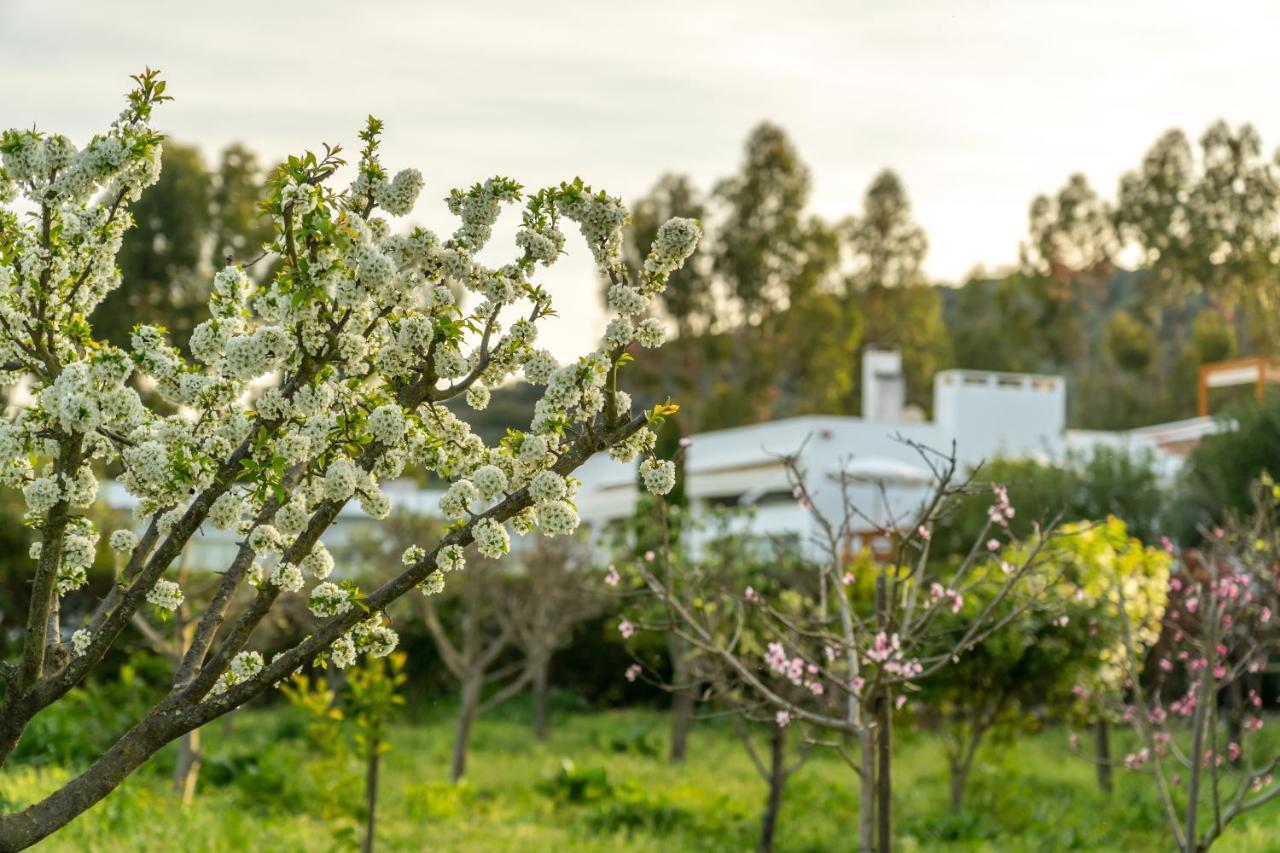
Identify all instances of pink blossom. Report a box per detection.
[986,538,1000,553]
[643,550,655,562]
[678,437,693,448]
[1161,536,1174,555]
[916,524,931,541]
[1228,742,1241,762]
[744,585,761,603]
[775,710,791,728]
[604,565,620,587]
[843,572,855,586]
[618,619,636,639]
[895,694,907,710]
[624,663,642,682]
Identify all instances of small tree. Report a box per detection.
[0,71,699,848]
[923,518,1169,810]
[345,651,407,853]
[1103,480,1280,852]
[418,555,527,782]
[630,443,1059,851]
[621,508,815,851]
[493,535,603,741]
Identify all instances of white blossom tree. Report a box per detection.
[0,71,699,849]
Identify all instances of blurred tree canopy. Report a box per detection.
[618,115,1280,437]
[92,141,272,352]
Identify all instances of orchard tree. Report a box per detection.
[0,71,699,849]
[618,507,817,851]
[629,444,1060,851]
[493,534,603,742]
[1100,480,1280,852]
[924,518,1169,809]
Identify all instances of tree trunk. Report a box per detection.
[758,725,786,853]
[1227,677,1244,765]
[0,711,174,851]
[859,727,875,852]
[873,576,892,852]
[1094,719,1112,796]
[532,657,550,743]
[668,639,695,764]
[876,695,892,853]
[451,679,480,783]
[171,728,201,805]
[0,694,34,769]
[362,732,380,853]
[948,764,966,814]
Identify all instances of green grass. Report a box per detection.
[3,702,1279,851]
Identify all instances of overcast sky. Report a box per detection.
[4,0,1280,359]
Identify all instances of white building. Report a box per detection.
[100,350,1222,568]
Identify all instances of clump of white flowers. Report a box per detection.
[109,529,138,553]
[438,545,466,573]
[212,650,264,695]
[473,517,510,558]
[308,582,353,618]
[537,500,580,537]
[71,629,92,657]
[269,562,305,593]
[0,73,701,762]
[640,458,677,496]
[146,579,184,612]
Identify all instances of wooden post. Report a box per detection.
[1198,364,1209,417]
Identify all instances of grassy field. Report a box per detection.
[3,700,1279,851]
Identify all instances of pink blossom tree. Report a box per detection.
[625,443,1061,851]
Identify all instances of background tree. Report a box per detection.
[418,555,530,781]
[93,141,270,353]
[1168,394,1280,543]
[345,651,407,853]
[923,518,1169,810]
[1105,482,1280,852]
[1188,121,1280,354]
[711,122,814,424]
[844,170,948,413]
[494,535,603,741]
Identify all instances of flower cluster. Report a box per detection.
[145,579,184,612]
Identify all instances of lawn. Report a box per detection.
[3,700,1279,851]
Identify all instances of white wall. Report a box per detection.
[933,370,1065,466]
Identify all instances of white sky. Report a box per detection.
[4,0,1280,360]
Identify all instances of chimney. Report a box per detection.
[862,349,905,422]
